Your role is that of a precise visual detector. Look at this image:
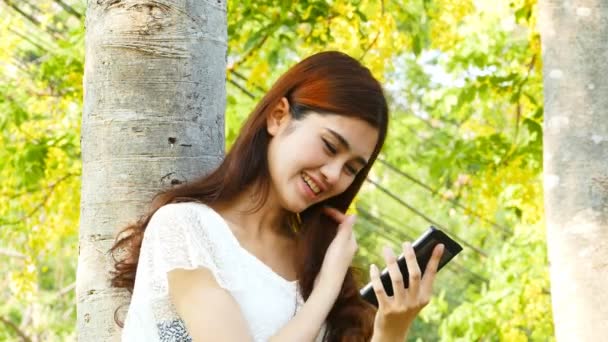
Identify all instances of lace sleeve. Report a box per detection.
[143,202,234,293]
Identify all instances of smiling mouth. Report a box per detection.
[301,173,321,195]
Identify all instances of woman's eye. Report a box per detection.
[345,165,357,176]
[322,139,337,154]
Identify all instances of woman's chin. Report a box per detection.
[292,201,311,214]
[283,197,315,214]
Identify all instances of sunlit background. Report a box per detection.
[0,0,550,340]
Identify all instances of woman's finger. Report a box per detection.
[383,246,406,303]
[370,263,389,308]
[322,206,347,223]
[322,207,356,239]
[338,215,356,239]
[350,229,357,242]
[402,241,421,300]
[420,244,444,297]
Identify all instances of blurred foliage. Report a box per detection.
[0,0,552,340]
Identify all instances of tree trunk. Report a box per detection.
[539,1,608,339]
[77,1,226,340]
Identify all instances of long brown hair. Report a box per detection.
[110,51,389,341]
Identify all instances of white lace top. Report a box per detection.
[121,202,326,341]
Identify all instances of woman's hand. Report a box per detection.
[268,207,357,342]
[315,207,358,295]
[370,242,444,342]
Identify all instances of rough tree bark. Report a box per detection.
[538,0,608,339]
[77,0,227,340]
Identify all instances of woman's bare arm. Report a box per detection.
[168,268,336,342]
[168,208,358,341]
[168,268,254,342]
[268,284,339,342]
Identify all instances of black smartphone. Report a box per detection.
[360,226,463,307]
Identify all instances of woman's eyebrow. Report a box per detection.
[324,128,369,167]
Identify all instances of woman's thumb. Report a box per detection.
[336,215,357,237]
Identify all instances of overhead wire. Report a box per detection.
[376,157,511,235]
[366,178,488,257]
[226,68,502,259]
[356,204,489,284]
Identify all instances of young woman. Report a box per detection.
[111,51,444,342]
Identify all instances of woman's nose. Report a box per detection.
[320,161,342,186]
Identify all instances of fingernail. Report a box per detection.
[383,245,394,258]
[370,264,378,275]
[343,215,355,225]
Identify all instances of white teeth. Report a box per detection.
[302,173,320,194]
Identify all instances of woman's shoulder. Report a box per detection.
[147,201,240,252]
[155,200,211,215]
[141,201,244,291]
[152,201,224,227]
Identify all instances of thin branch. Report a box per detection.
[8,26,52,53]
[359,0,384,61]
[513,54,537,141]
[0,173,75,226]
[2,0,64,39]
[228,78,256,99]
[359,0,383,61]
[2,0,41,26]
[1,173,75,199]
[229,69,266,94]
[2,185,42,200]
[52,0,83,19]
[8,27,49,52]
[229,32,270,72]
[56,282,76,298]
[21,0,43,14]
[359,31,380,61]
[0,316,32,342]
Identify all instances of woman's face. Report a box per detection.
[267,106,379,213]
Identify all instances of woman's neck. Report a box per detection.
[211,186,299,282]
[213,185,289,240]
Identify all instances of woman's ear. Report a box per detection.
[267,97,291,136]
